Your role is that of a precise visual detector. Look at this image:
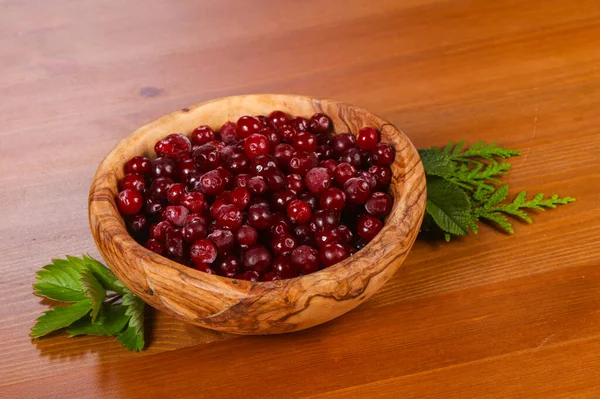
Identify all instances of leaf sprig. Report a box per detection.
[419,141,575,240]
[32,255,145,351]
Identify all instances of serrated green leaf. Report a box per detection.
[418,149,455,178]
[116,324,145,351]
[425,176,472,236]
[79,268,106,323]
[479,212,514,233]
[119,288,145,351]
[31,299,92,338]
[33,259,86,302]
[83,255,125,295]
[484,185,509,208]
[68,304,129,337]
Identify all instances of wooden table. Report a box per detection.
[2,0,599,397]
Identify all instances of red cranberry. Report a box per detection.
[333,162,356,186]
[149,177,173,200]
[357,214,383,241]
[209,197,230,219]
[340,148,363,169]
[278,124,297,143]
[163,205,189,227]
[244,133,270,159]
[270,214,291,236]
[189,239,217,264]
[319,159,338,174]
[308,113,332,134]
[293,224,314,245]
[182,219,207,243]
[292,131,317,152]
[310,209,340,231]
[215,204,243,230]
[247,203,272,230]
[178,158,197,181]
[267,110,288,130]
[261,127,280,147]
[191,125,215,146]
[271,233,297,256]
[199,170,226,196]
[287,199,312,224]
[151,157,178,179]
[337,224,354,243]
[247,176,268,196]
[150,220,172,241]
[314,228,340,248]
[319,187,346,211]
[332,133,356,156]
[357,127,379,150]
[316,144,334,160]
[235,270,260,282]
[120,173,146,192]
[165,230,185,258]
[291,245,319,274]
[250,154,278,175]
[144,197,163,216]
[261,166,286,191]
[127,214,148,235]
[229,187,250,210]
[224,153,250,174]
[216,167,233,189]
[298,191,317,210]
[234,173,251,188]
[219,121,238,144]
[371,143,395,166]
[344,177,371,204]
[166,183,186,204]
[365,192,393,217]
[192,263,217,275]
[357,170,377,190]
[368,165,392,189]
[261,272,280,281]
[320,243,349,267]
[181,192,206,213]
[192,143,221,172]
[288,116,309,132]
[145,238,164,254]
[216,255,241,277]
[273,190,297,212]
[117,189,143,215]
[220,145,242,162]
[236,225,258,247]
[273,143,295,168]
[126,156,151,176]
[305,167,332,194]
[208,140,226,152]
[155,133,192,158]
[208,229,235,254]
[242,245,272,273]
[272,256,299,279]
[288,151,316,176]
[236,115,264,139]
[286,174,304,194]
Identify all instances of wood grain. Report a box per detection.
[1,0,600,397]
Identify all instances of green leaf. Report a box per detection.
[120,288,145,351]
[31,299,92,338]
[82,255,125,295]
[79,268,106,323]
[117,324,145,351]
[33,259,87,302]
[484,185,509,208]
[418,149,454,178]
[425,176,472,236]
[68,304,129,337]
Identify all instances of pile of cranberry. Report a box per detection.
[116,111,395,281]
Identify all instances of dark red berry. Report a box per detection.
[333,162,356,186]
[191,125,215,146]
[357,170,377,190]
[155,133,192,158]
[208,229,235,254]
[320,243,349,267]
[314,228,340,248]
[340,148,363,169]
[126,156,152,176]
[150,220,172,241]
[145,238,164,254]
[344,177,371,204]
[357,214,383,241]
[247,203,273,230]
[272,256,299,279]
[120,173,146,192]
[288,117,309,132]
[144,197,163,216]
[224,153,250,174]
[165,230,185,258]
[286,174,304,193]
[216,255,241,277]
[305,167,332,194]
[308,113,332,134]
[273,143,295,168]
[288,151,316,176]
[151,157,178,179]
[368,165,392,189]
[319,159,338,174]
[242,245,272,273]
[271,233,297,256]
[250,154,278,175]
[117,189,143,215]
[236,225,258,247]
[229,187,250,210]
[163,205,189,227]
[193,143,221,172]
[287,199,312,224]
[215,204,243,231]
[192,263,217,274]
[178,158,198,181]
[365,192,393,217]
[244,133,270,159]
[273,190,297,212]
[291,245,319,274]
[298,191,317,210]
[219,121,238,144]
[234,173,251,188]
[247,175,268,196]
[149,177,173,200]
[371,143,395,166]
[236,115,264,139]
[261,272,280,281]
[128,214,148,235]
[267,110,288,130]
[337,224,354,243]
[292,131,317,152]
[181,192,206,213]
[235,270,260,282]
[357,127,379,150]
[310,209,340,232]
[190,238,218,264]
[199,170,226,196]
[182,219,207,243]
[166,183,186,204]
[293,224,314,245]
[332,133,356,156]
[316,144,334,160]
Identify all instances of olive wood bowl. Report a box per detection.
[89,94,426,335]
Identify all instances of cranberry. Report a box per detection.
[310,209,340,231]
[261,127,281,147]
[365,192,393,217]
[319,159,338,174]
[288,151,315,176]
[320,187,346,211]
[273,143,295,168]
[315,228,340,248]
[219,121,238,144]
[278,124,297,143]
[117,189,143,215]
[242,245,272,273]
[344,177,371,204]
[163,205,189,227]
[250,154,278,175]
[145,238,164,254]
[224,153,250,174]
[235,270,260,282]
[199,170,226,196]
[371,143,395,166]
[209,197,230,219]
[291,245,319,274]
[337,224,354,243]
[150,220,172,241]
[236,115,264,139]
[287,199,312,224]
[181,191,206,213]
[236,225,258,247]
[272,256,299,279]
[120,173,146,192]
[308,113,332,134]
[151,157,178,179]
[215,204,243,230]
[208,229,235,254]
[191,125,215,146]
[267,110,288,130]
[192,144,221,172]
[357,170,377,190]
[192,263,217,275]
[247,203,272,230]
[247,176,268,196]
[332,133,356,156]
[270,214,291,236]
[182,219,207,243]
[340,148,363,169]
[166,183,186,204]
[288,116,309,132]
[298,191,317,210]
[189,239,218,264]
[234,173,251,188]
[292,131,317,152]
[128,214,148,235]
[261,166,286,191]
[244,133,270,159]
[220,145,241,162]
[126,156,152,176]
[316,144,334,161]
[149,177,173,200]
[273,190,297,212]
[261,272,281,281]
[178,158,198,182]
[229,187,250,210]
[305,167,332,194]
[356,127,379,150]
[271,233,297,256]
[286,174,304,194]
[357,214,383,241]
[165,231,185,258]
[216,167,233,189]
[333,162,356,186]
[144,197,163,216]
[368,165,392,189]
[155,133,191,158]
[293,224,314,245]
[320,243,349,267]
[216,255,241,277]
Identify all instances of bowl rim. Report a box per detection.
[88,94,426,329]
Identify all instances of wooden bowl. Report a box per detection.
[88,94,426,334]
